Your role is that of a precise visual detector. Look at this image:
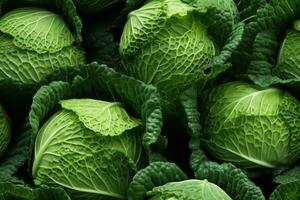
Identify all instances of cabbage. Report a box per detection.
[201,81,300,168]
[119,0,242,109]
[0,7,85,84]
[32,99,144,199]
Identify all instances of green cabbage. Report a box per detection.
[0,7,85,84]
[119,0,241,109]
[32,99,144,199]
[201,81,300,168]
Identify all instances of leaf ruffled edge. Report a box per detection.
[232,0,300,82]
[196,162,265,200]
[127,161,188,200]
[234,0,267,22]
[0,123,31,182]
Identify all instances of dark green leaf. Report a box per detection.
[0,182,71,200]
[195,162,265,200]
[269,181,300,200]
[128,162,188,200]
[274,165,300,184]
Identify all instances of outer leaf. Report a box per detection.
[0,104,10,157]
[211,22,244,66]
[183,0,239,45]
[128,162,188,200]
[195,162,265,200]
[180,86,208,172]
[0,123,31,181]
[274,165,300,184]
[234,0,267,22]
[269,181,300,200]
[0,182,71,200]
[232,0,300,77]
[246,30,280,87]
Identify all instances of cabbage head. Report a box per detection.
[120,0,240,108]
[0,105,10,158]
[201,81,300,169]
[147,179,232,200]
[273,19,300,80]
[32,99,144,199]
[0,7,85,84]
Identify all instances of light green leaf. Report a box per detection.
[0,33,85,84]
[147,179,232,200]
[60,99,141,136]
[120,0,168,57]
[0,0,82,44]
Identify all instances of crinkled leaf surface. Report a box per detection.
[201,81,300,168]
[0,7,74,54]
[0,0,82,44]
[0,32,85,84]
[120,0,168,57]
[60,99,141,136]
[27,63,162,198]
[32,106,143,199]
[179,85,208,172]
